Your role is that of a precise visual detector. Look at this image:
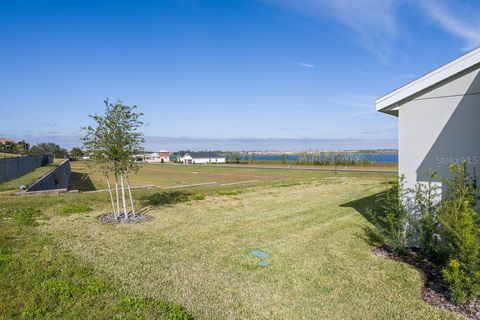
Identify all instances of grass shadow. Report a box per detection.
[136,205,153,215]
[340,191,388,246]
[142,191,193,206]
[71,172,96,192]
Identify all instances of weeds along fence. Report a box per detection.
[296,152,374,166]
[226,152,376,166]
[0,154,53,183]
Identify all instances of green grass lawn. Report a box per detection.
[0,190,192,319]
[0,166,461,319]
[0,163,60,192]
[70,160,396,191]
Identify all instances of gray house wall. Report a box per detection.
[398,65,480,191]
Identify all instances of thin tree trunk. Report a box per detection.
[126,174,135,218]
[105,174,117,220]
[115,174,120,219]
[120,173,128,221]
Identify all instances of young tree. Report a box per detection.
[82,99,145,222]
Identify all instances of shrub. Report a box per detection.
[443,259,480,304]
[438,163,480,304]
[411,170,442,260]
[379,177,410,254]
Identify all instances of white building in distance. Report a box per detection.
[376,48,480,193]
[177,151,226,165]
[146,151,170,163]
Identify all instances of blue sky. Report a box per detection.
[1,0,480,151]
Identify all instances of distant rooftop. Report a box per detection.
[178,151,223,158]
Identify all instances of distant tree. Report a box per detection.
[82,99,145,222]
[0,141,17,153]
[16,140,30,154]
[70,147,84,160]
[30,142,68,158]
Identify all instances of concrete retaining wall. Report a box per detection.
[27,159,72,192]
[0,154,53,183]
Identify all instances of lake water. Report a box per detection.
[231,153,398,164]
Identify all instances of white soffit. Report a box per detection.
[376,47,480,113]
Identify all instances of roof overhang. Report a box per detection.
[375,47,480,115]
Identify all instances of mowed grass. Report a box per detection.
[70,160,395,191]
[0,191,192,319]
[0,163,60,192]
[34,174,460,319]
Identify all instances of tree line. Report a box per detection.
[0,140,84,159]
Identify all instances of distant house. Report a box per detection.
[177,151,226,164]
[146,150,170,163]
[376,48,480,193]
[0,137,12,145]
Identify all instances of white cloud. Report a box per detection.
[353,68,368,75]
[265,0,398,63]
[265,1,480,60]
[328,95,374,109]
[327,95,376,116]
[297,62,315,68]
[329,99,371,109]
[421,0,480,50]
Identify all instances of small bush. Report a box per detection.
[411,170,442,260]
[60,204,92,215]
[438,164,480,304]
[443,259,480,304]
[379,177,410,254]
